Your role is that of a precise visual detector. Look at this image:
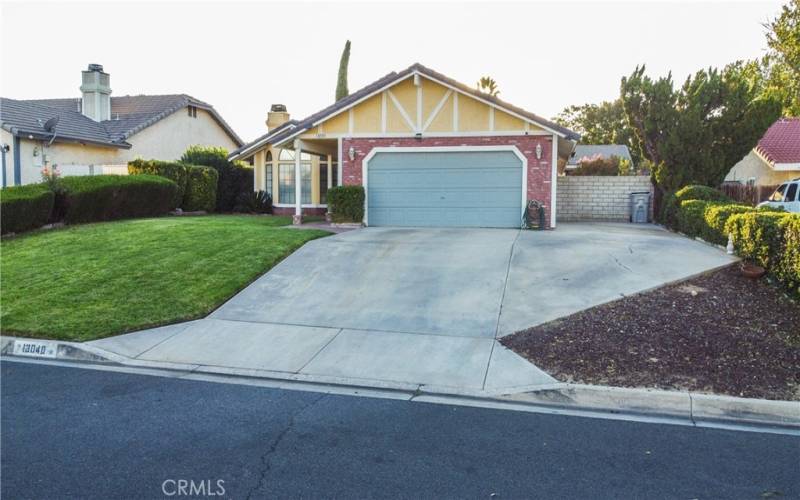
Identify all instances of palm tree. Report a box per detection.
[476,76,499,97]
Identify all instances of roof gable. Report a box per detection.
[230,63,579,159]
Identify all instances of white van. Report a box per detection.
[758,178,800,213]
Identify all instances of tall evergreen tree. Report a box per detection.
[335,40,351,102]
[620,63,781,194]
[554,99,642,165]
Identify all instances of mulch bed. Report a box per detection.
[501,265,800,401]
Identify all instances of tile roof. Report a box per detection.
[567,144,633,166]
[230,63,579,159]
[755,117,800,165]
[2,94,242,148]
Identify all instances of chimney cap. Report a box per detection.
[87,63,104,72]
[270,104,287,112]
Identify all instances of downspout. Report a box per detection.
[1,142,7,188]
[13,135,21,186]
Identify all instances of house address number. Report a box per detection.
[13,340,57,358]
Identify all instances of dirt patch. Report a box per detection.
[501,265,800,401]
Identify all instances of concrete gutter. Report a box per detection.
[2,335,797,431]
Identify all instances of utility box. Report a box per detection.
[630,192,650,223]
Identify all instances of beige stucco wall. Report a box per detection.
[725,151,800,186]
[3,107,240,186]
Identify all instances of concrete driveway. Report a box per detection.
[91,223,736,393]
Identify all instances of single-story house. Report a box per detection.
[724,117,800,186]
[565,144,633,171]
[229,63,580,228]
[1,64,243,186]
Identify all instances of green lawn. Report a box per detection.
[0,215,329,341]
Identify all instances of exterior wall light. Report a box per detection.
[348,146,356,161]
[535,143,543,160]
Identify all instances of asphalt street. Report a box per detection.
[2,360,798,499]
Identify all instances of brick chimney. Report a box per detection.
[266,104,289,131]
[80,64,111,122]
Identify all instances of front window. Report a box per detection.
[279,164,295,204]
[278,163,311,204]
[769,184,787,202]
[320,163,328,204]
[265,151,273,195]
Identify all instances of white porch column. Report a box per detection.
[326,154,333,189]
[293,139,303,225]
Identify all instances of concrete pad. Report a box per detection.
[483,344,556,391]
[498,223,737,336]
[212,228,517,338]
[300,329,494,388]
[137,319,340,373]
[88,321,197,358]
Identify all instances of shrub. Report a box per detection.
[774,216,800,295]
[702,203,754,245]
[661,185,732,228]
[181,146,253,212]
[676,200,714,238]
[235,190,272,214]
[0,184,55,234]
[569,155,620,176]
[726,211,800,295]
[128,159,187,209]
[56,175,177,224]
[327,185,364,223]
[183,166,218,212]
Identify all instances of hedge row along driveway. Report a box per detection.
[0,215,330,341]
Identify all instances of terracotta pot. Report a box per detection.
[740,263,766,279]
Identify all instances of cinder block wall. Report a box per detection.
[557,175,654,222]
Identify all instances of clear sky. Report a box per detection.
[0,1,786,143]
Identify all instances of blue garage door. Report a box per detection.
[367,150,523,228]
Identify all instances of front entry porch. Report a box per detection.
[253,138,341,224]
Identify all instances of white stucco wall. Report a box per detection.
[3,107,240,186]
[724,151,800,186]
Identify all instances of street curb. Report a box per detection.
[2,335,797,430]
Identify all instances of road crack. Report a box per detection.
[245,393,327,499]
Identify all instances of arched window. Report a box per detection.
[279,149,294,161]
[264,151,273,195]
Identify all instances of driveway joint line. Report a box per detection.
[483,229,521,389]
[131,322,195,359]
[296,328,344,374]
[206,317,491,340]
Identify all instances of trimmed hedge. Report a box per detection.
[327,185,364,223]
[661,184,732,226]
[0,184,56,234]
[183,166,218,212]
[57,175,177,224]
[725,211,800,295]
[181,146,253,212]
[128,159,187,209]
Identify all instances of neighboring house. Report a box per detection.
[724,117,800,186]
[565,144,633,172]
[0,64,243,186]
[229,63,580,228]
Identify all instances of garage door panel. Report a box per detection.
[367,150,523,228]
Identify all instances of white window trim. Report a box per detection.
[360,145,528,227]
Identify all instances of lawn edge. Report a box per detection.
[3,335,797,431]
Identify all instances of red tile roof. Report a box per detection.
[755,117,800,165]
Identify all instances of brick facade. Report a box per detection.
[341,135,555,227]
[273,206,328,216]
[556,175,654,222]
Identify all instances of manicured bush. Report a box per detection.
[774,216,800,295]
[128,159,187,209]
[183,166,218,212]
[702,203,755,245]
[235,190,272,214]
[661,185,732,228]
[0,183,55,234]
[327,185,364,223]
[181,146,253,212]
[56,175,177,224]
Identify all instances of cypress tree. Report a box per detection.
[335,40,351,101]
